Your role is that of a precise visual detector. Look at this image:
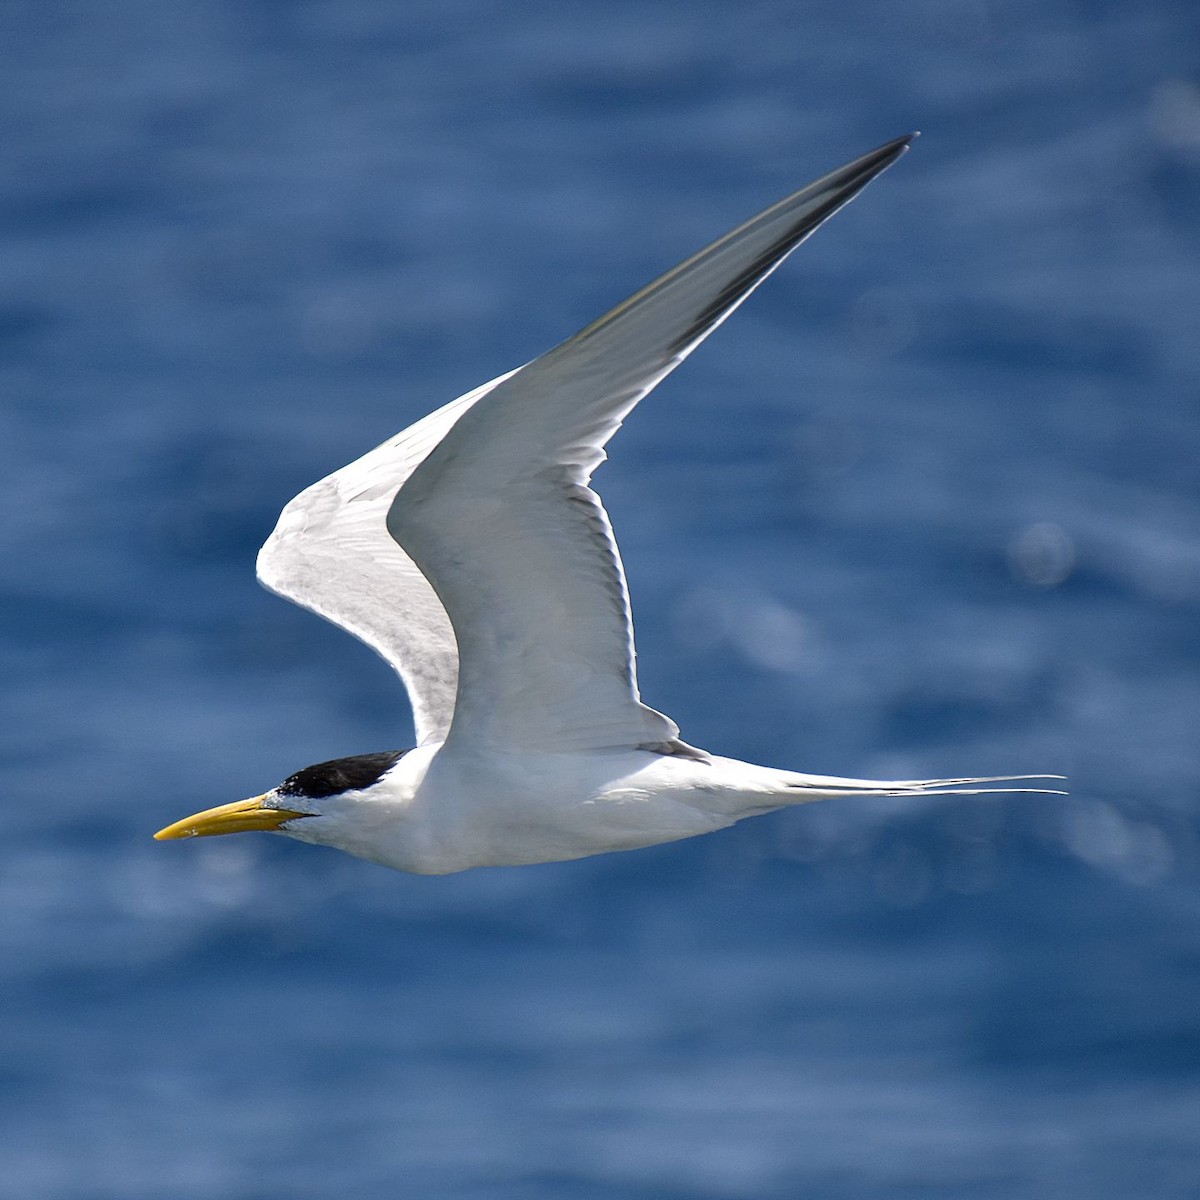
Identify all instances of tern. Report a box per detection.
[155,134,1061,873]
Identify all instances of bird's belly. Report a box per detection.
[408,750,735,872]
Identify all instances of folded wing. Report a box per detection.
[388,135,915,753]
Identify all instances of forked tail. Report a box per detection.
[782,772,1067,800]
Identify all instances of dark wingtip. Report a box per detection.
[851,133,918,177]
[882,131,919,156]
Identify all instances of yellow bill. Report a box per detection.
[154,795,310,840]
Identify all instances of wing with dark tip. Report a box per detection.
[387,136,915,753]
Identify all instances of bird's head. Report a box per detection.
[153,750,410,843]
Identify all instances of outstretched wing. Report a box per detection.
[256,369,519,745]
[388,135,915,754]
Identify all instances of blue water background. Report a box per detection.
[3,2,1199,1196]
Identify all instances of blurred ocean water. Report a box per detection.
[2,2,1199,1197]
